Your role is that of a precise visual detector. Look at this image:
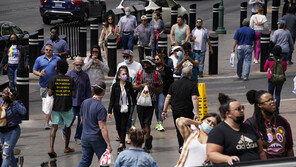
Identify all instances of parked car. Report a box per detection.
[116,0,189,27]
[40,0,106,25]
[0,21,29,63]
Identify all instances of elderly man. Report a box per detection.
[135,15,153,61]
[232,19,256,81]
[62,57,92,144]
[162,67,199,153]
[170,16,190,46]
[117,7,137,51]
[33,44,61,129]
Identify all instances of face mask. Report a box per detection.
[11,40,17,45]
[154,16,159,20]
[125,60,130,64]
[125,12,130,16]
[201,122,213,134]
[176,51,182,57]
[234,115,245,124]
[263,109,274,116]
[121,74,128,81]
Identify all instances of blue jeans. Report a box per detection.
[236,45,252,79]
[152,39,158,57]
[194,50,205,75]
[63,106,82,140]
[122,33,134,51]
[7,64,18,88]
[154,93,165,124]
[0,126,20,167]
[78,139,107,167]
[126,105,135,133]
[268,81,283,111]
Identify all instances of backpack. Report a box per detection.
[270,57,286,84]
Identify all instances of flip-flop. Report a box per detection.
[64,147,75,153]
[48,152,57,158]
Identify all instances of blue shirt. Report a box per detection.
[80,98,107,142]
[118,15,137,32]
[115,147,159,167]
[33,55,61,88]
[66,69,92,107]
[233,26,256,45]
[42,38,70,55]
[177,52,199,81]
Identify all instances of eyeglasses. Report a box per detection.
[232,105,245,112]
[45,49,53,51]
[123,56,129,59]
[75,64,83,67]
[196,21,202,23]
[260,98,275,104]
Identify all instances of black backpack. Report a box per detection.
[270,57,286,84]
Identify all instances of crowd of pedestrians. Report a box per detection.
[0,4,296,167]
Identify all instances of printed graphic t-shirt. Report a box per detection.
[47,75,76,112]
[8,45,20,64]
[207,121,260,162]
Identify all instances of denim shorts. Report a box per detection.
[51,109,74,127]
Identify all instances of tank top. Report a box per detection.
[174,24,187,43]
[183,134,207,166]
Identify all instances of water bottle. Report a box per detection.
[230,52,235,67]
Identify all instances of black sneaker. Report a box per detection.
[117,146,125,154]
[178,146,183,154]
[145,135,153,150]
[143,146,151,153]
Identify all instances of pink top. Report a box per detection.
[264,58,287,79]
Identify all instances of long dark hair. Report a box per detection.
[218,93,237,119]
[104,15,115,29]
[91,45,102,61]
[6,33,20,47]
[201,113,222,125]
[115,65,130,83]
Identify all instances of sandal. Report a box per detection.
[48,151,57,158]
[64,147,75,153]
[116,137,121,142]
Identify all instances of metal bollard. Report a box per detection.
[212,3,219,31]
[189,4,196,31]
[158,33,168,56]
[209,33,218,75]
[79,22,87,57]
[240,2,247,27]
[107,35,117,76]
[37,28,44,55]
[260,31,270,72]
[90,18,99,48]
[171,6,178,26]
[29,32,39,72]
[16,68,29,120]
[272,0,280,30]
[263,0,268,15]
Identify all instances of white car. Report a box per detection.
[117,0,189,27]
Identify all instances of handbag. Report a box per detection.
[99,149,112,166]
[42,93,54,115]
[136,86,152,106]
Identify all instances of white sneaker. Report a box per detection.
[44,123,51,130]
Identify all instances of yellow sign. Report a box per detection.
[198,83,208,119]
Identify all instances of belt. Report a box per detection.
[122,31,133,34]
[153,31,161,40]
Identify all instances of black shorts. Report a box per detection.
[137,104,155,128]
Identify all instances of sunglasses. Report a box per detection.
[154,58,160,61]
[108,19,113,21]
[45,49,53,51]
[123,56,130,59]
[196,21,202,23]
[233,105,245,112]
[75,64,83,67]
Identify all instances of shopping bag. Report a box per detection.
[99,149,112,166]
[230,52,235,67]
[137,86,152,106]
[42,94,54,115]
[293,76,296,94]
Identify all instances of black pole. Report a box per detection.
[79,22,87,57]
[212,3,219,31]
[145,9,153,23]
[171,6,178,26]
[158,33,168,56]
[37,28,44,55]
[107,35,117,76]
[240,2,247,28]
[209,33,218,75]
[189,4,196,31]
[90,18,99,48]
[16,67,29,120]
[272,0,280,30]
[260,31,270,72]
[29,32,39,72]
[263,0,268,15]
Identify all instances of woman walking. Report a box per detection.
[108,67,134,154]
[0,87,27,167]
[99,15,116,59]
[150,11,165,56]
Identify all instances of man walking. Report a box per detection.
[33,44,61,129]
[117,7,137,51]
[135,15,153,61]
[162,67,199,153]
[191,18,213,78]
[232,18,256,81]
[47,60,76,158]
[282,7,296,64]
[133,56,163,153]
[42,27,70,61]
[170,16,190,46]
[62,57,92,144]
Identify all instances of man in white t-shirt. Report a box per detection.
[117,50,143,80]
[191,18,213,78]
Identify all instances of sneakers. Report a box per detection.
[288,61,294,65]
[117,146,126,154]
[145,135,153,150]
[254,59,259,64]
[243,78,249,81]
[45,123,51,130]
[64,147,75,153]
[178,146,183,154]
[155,123,160,130]
[75,139,81,145]
[157,124,165,132]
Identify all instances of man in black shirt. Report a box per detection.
[162,67,199,152]
[47,60,76,158]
